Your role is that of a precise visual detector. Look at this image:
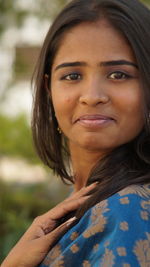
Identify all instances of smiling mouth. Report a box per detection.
[75,114,114,128]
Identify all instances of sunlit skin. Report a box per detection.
[50,20,144,191]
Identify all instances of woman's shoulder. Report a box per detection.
[82,183,150,239]
[40,184,150,267]
[75,183,150,241]
[91,183,150,222]
[116,183,150,199]
[78,184,148,248]
[94,183,150,210]
[110,183,150,206]
[81,184,150,266]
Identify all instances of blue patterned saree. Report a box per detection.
[39,184,150,267]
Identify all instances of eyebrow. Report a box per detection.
[54,61,86,71]
[100,60,138,68]
[54,59,138,71]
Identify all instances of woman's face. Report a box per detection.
[50,20,144,153]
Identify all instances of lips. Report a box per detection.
[75,114,114,128]
[77,114,113,120]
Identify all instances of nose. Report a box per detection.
[79,78,110,106]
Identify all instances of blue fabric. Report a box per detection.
[39,184,150,267]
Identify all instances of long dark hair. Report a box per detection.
[32,0,150,217]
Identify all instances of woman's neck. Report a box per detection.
[70,145,107,192]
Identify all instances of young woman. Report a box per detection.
[2,0,150,266]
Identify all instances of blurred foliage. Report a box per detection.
[0,0,28,36]
[143,0,150,4]
[0,178,69,262]
[0,0,69,37]
[0,114,70,263]
[35,0,69,19]
[0,113,39,163]
[0,0,149,37]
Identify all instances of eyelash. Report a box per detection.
[60,71,132,81]
[60,72,82,81]
[108,71,132,80]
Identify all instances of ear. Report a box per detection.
[44,74,51,96]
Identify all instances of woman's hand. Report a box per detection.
[1,183,96,267]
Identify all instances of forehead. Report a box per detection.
[52,19,136,66]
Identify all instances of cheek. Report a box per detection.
[52,92,74,122]
[114,87,144,130]
[53,95,73,110]
[114,86,143,114]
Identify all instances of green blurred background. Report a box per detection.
[0,0,149,263]
[0,0,70,262]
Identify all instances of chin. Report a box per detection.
[77,137,114,152]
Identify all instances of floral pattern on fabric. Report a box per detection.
[118,184,150,198]
[133,232,150,266]
[101,248,115,267]
[43,245,64,267]
[83,200,109,238]
[40,184,150,267]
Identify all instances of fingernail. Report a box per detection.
[93,181,99,185]
[88,182,98,186]
[66,216,77,226]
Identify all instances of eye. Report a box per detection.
[60,73,82,81]
[108,71,131,80]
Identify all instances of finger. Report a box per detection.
[68,182,98,199]
[36,182,97,222]
[44,194,90,221]
[20,193,90,242]
[44,182,98,219]
[36,216,77,251]
[44,182,97,218]
[27,183,97,239]
[22,194,89,242]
